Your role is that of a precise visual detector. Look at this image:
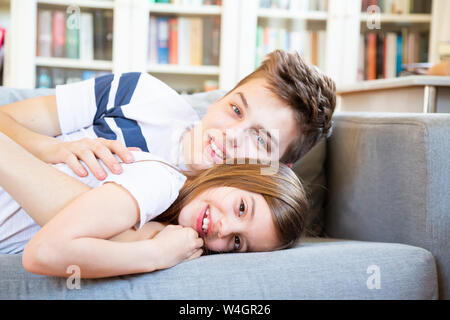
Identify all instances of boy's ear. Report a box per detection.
[286,163,293,168]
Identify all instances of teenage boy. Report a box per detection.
[0,50,336,180]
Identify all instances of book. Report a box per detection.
[148,16,158,64]
[357,34,365,81]
[177,17,190,65]
[169,17,178,64]
[80,12,94,61]
[396,32,403,76]
[376,32,385,79]
[37,10,52,57]
[52,11,65,58]
[366,32,377,80]
[94,10,105,60]
[385,32,398,78]
[189,17,203,65]
[65,10,80,59]
[202,17,212,65]
[157,16,170,64]
[104,10,114,60]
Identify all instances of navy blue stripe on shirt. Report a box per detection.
[114,72,140,106]
[112,73,149,152]
[93,73,117,140]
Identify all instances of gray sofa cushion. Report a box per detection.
[0,238,437,299]
[325,112,450,299]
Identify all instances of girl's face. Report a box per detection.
[177,186,281,253]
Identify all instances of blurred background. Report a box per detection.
[0,0,448,94]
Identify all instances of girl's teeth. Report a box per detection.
[202,217,209,232]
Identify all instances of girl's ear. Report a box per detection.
[286,163,293,169]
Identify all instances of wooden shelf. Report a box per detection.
[360,13,432,23]
[147,64,220,76]
[148,3,221,16]
[257,8,328,21]
[35,57,113,70]
[37,0,114,9]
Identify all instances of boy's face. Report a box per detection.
[182,77,298,170]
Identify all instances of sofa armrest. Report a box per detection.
[324,112,450,299]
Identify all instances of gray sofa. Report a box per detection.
[0,87,448,300]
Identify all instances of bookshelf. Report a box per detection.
[3,0,447,93]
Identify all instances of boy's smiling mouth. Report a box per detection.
[207,135,225,162]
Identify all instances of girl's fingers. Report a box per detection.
[195,238,204,248]
[65,153,88,177]
[186,248,203,261]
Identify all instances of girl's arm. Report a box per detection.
[23,183,159,278]
[22,183,203,278]
[0,132,162,242]
[0,131,90,226]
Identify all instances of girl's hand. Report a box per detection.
[39,137,141,180]
[152,224,204,270]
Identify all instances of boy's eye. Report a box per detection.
[231,105,242,117]
[256,134,266,148]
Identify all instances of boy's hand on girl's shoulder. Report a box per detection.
[40,137,140,180]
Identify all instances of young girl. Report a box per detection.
[0,132,308,279]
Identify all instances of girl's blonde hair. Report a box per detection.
[153,160,309,253]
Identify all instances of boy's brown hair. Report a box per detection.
[227,49,336,163]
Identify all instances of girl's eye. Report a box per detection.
[239,200,246,216]
[231,105,242,117]
[234,236,241,251]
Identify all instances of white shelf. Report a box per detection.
[147,64,220,76]
[257,8,328,21]
[148,3,221,16]
[35,57,113,70]
[360,13,432,23]
[37,0,114,9]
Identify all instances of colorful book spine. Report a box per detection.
[37,10,52,57]
[104,10,114,60]
[148,16,158,64]
[177,17,190,65]
[93,10,105,60]
[65,11,80,59]
[80,12,94,61]
[189,17,203,65]
[157,17,170,64]
[169,17,178,64]
[366,32,377,80]
[52,11,66,58]
[396,32,403,76]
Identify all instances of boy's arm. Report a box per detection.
[0,95,135,179]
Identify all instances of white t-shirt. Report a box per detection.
[55,72,200,170]
[0,151,186,254]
